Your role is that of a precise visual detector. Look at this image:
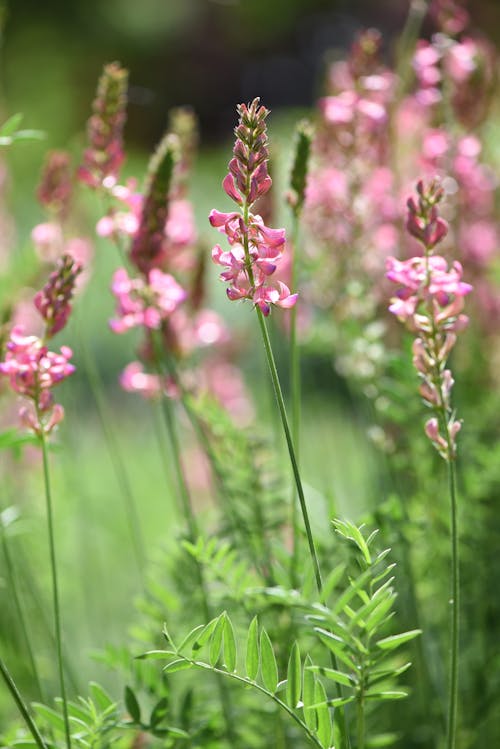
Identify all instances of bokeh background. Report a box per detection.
[2,0,500,743]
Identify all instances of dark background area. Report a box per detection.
[2,0,500,150]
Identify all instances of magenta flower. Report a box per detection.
[0,326,75,435]
[109,267,187,334]
[209,98,297,316]
[386,180,471,459]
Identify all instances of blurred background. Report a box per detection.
[2,0,500,744]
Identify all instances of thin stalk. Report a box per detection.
[0,657,49,749]
[38,427,71,749]
[256,307,323,595]
[0,517,43,700]
[288,212,302,588]
[445,456,459,749]
[79,329,146,581]
[356,692,365,749]
[151,336,238,746]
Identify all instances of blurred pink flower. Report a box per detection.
[109,267,187,333]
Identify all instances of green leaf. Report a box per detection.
[302,655,317,732]
[245,616,259,680]
[136,649,174,660]
[285,641,302,709]
[177,624,206,654]
[90,681,114,711]
[367,662,412,688]
[223,614,237,672]
[314,629,357,671]
[163,659,193,674]
[0,113,23,136]
[124,686,141,723]
[32,703,65,731]
[314,679,332,749]
[192,617,220,652]
[150,696,169,728]
[365,690,408,700]
[260,628,279,693]
[307,665,354,688]
[376,630,422,651]
[209,614,225,666]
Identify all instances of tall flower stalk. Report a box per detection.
[386,179,471,748]
[0,255,82,749]
[0,657,49,749]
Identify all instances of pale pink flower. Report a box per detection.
[109,267,187,333]
[31,222,64,262]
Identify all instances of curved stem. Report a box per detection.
[38,429,71,749]
[0,512,43,700]
[0,657,49,749]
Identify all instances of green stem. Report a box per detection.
[79,329,146,581]
[289,213,301,588]
[356,693,365,749]
[446,456,459,749]
[0,515,43,700]
[151,336,238,746]
[256,307,323,595]
[38,428,71,749]
[0,657,49,749]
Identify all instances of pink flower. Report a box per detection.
[109,267,187,333]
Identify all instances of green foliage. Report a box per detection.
[0,114,45,147]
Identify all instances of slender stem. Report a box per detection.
[79,328,146,581]
[256,307,323,595]
[446,456,459,749]
[151,335,238,745]
[356,693,365,749]
[0,657,49,749]
[38,428,71,749]
[289,214,301,588]
[0,515,43,700]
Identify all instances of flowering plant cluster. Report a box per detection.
[209,98,297,316]
[0,254,81,435]
[387,180,472,458]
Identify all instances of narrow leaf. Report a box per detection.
[314,679,332,749]
[0,113,23,136]
[150,696,169,728]
[124,686,141,723]
[32,703,65,731]
[285,641,301,709]
[308,665,354,688]
[246,616,259,680]
[315,629,357,671]
[177,624,206,654]
[192,616,220,651]
[209,614,225,666]
[163,659,193,674]
[302,655,317,732]
[136,649,173,660]
[223,614,237,672]
[260,628,279,693]
[376,630,422,651]
[365,690,408,700]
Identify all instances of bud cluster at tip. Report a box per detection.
[34,254,83,339]
[37,150,73,219]
[406,178,449,249]
[79,62,128,189]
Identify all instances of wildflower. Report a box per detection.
[34,254,82,338]
[79,62,128,189]
[209,98,297,316]
[109,267,187,334]
[0,326,75,435]
[386,180,471,459]
[37,150,73,219]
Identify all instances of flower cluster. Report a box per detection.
[0,251,80,435]
[37,150,73,220]
[0,327,75,436]
[109,267,186,334]
[386,180,472,459]
[209,98,297,316]
[78,62,128,189]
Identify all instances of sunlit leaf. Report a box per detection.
[246,616,259,681]
[260,628,278,693]
[223,614,237,672]
[302,655,317,732]
[209,614,225,666]
[376,630,421,651]
[163,659,193,674]
[314,679,332,749]
[285,641,301,709]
